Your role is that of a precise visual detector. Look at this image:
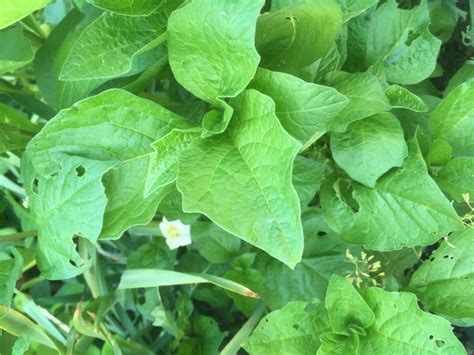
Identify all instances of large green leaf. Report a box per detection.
[429,81,474,157]
[22,89,192,277]
[321,139,462,250]
[244,301,330,355]
[256,2,342,75]
[167,0,263,134]
[346,0,441,85]
[331,112,408,187]
[250,68,348,149]
[358,288,465,353]
[89,0,162,15]
[60,11,167,80]
[0,25,34,75]
[177,90,303,268]
[328,72,390,132]
[435,157,474,202]
[0,0,51,29]
[256,209,360,309]
[409,229,474,326]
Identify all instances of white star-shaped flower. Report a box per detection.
[159,217,192,250]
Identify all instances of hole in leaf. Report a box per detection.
[285,16,298,21]
[317,231,327,237]
[293,324,299,330]
[32,178,39,194]
[429,335,434,340]
[429,257,435,262]
[435,340,445,348]
[75,165,86,177]
[443,255,449,259]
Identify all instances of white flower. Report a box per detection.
[159,217,192,250]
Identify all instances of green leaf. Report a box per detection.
[89,0,162,15]
[178,315,226,355]
[257,208,360,309]
[325,275,374,334]
[358,288,465,353]
[385,85,428,112]
[23,155,114,279]
[445,60,474,95]
[34,9,107,109]
[0,25,34,75]
[0,249,23,306]
[0,306,56,350]
[22,90,192,277]
[330,112,408,187]
[0,0,51,29]
[191,221,241,264]
[167,0,263,134]
[409,228,474,326]
[256,2,343,75]
[144,128,201,197]
[244,301,330,355]
[118,269,258,298]
[0,103,40,154]
[292,156,326,209]
[346,0,441,85]
[177,90,303,268]
[427,139,453,166]
[429,81,474,157]
[436,157,474,202]
[384,27,441,85]
[60,11,167,80]
[250,68,348,149]
[321,139,462,250]
[328,72,390,132]
[127,238,176,270]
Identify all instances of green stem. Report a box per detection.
[28,14,48,40]
[0,230,37,242]
[220,302,266,355]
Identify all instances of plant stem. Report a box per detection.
[0,230,37,242]
[220,302,266,355]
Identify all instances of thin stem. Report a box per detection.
[0,230,38,242]
[220,302,266,355]
[28,14,48,40]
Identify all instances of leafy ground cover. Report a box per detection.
[0,0,473,354]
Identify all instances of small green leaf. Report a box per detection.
[429,81,474,157]
[168,0,263,134]
[435,157,474,202]
[331,112,408,187]
[0,25,34,75]
[191,221,241,264]
[177,90,303,268]
[244,301,330,355]
[250,68,348,149]
[409,229,474,326]
[385,85,428,112]
[292,156,326,209]
[325,275,374,334]
[256,2,343,75]
[60,11,167,80]
[0,249,23,306]
[428,139,453,167]
[328,72,390,132]
[0,103,40,154]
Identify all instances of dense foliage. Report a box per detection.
[0,0,473,354]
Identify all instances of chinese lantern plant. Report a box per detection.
[0,0,473,354]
